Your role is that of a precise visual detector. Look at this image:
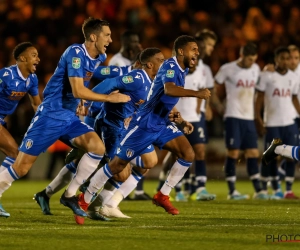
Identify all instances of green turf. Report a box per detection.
[0,180,300,250]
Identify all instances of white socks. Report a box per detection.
[0,166,19,197]
[160,159,191,196]
[46,162,76,197]
[0,157,15,173]
[65,152,102,197]
[275,145,300,160]
[84,163,113,203]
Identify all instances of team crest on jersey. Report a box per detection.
[25,139,33,149]
[122,76,134,84]
[126,149,134,158]
[72,57,81,69]
[101,67,110,75]
[166,70,175,78]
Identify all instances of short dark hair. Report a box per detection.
[139,48,161,65]
[12,42,34,60]
[241,42,258,56]
[174,35,197,55]
[195,29,217,42]
[121,30,139,42]
[82,17,110,41]
[274,46,290,57]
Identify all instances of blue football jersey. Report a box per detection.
[92,65,132,81]
[138,57,189,131]
[0,65,39,116]
[93,69,152,128]
[41,43,106,120]
[88,65,132,117]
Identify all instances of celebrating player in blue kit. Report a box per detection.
[0,17,130,218]
[0,42,42,217]
[71,35,211,217]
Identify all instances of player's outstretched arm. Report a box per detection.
[69,77,130,103]
[164,82,211,100]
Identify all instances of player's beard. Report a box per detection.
[183,56,190,69]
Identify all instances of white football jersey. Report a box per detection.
[215,61,260,120]
[256,70,299,127]
[176,60,206,122]
[200,63,214,112]
[108,52,131,66]
[292,64,300,118]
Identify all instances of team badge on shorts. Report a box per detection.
[122,76,134,84]
[101,67,110,75]
[166,70,175,78]
[25,139,33,149]
[126,149,134,158]
[72,57,81,69]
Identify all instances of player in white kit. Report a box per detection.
[255,47,300,199]
[109,30,142,67]
[215,42,264,200]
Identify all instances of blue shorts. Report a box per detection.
[84,115,96,128]
[116,122,183,161]
[95,118,154,159]
[265,123,299,150]
[224,117,258,150]
[185,113,208,145]
[0,114,6,126]
[19,112,94,156]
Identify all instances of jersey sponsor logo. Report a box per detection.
[272,88,291,97]
[135,99,145,106]
[236,80,255,88]
[83,71,93,81]
[126,149,134,158]
[170,63,175,68]
[75,48,81,54]
[3,72,9,77]
[122,75,134,84]
[9,91,26,100]
[72,57,81,69]
[101,67,110,75]
[25,139,33,149]
[135,74,141,79]
[166,70,175,78]
[112,68,119,72]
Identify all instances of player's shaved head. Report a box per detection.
[174,35,197,55]
[139,48,161,65]
[82,17,110,41]
[13,42,34,60]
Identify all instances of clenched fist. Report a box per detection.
[197,89,211,100]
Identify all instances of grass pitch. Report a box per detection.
[0,180,300,250]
